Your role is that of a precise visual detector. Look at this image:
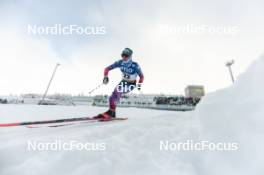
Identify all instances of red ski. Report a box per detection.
[0,116,127,128]
[26,117,127,128]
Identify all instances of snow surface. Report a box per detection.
[0,105,197,175]
[1,54,264,175]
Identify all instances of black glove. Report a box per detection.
[103,76,109,84]
[137,83,142,90]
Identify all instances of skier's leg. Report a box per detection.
[108,80,123,111]
[97,81,136,119]
[96,82,123,119]
[109,88,122,111]
[109,80,136,110]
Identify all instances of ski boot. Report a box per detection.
[93,109,116,120]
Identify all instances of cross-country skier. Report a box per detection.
[95,48,144,119]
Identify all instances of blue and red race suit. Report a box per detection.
[104,58,144,110]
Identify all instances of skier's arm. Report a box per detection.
[104,60,121,77]
[138,73,144,84]
[136,64,144,90]
[136,64,144,83]
[103,60,121,84]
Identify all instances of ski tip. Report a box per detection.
[0,123,20,127]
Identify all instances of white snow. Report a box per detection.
[195,54,264,175]
[0,105,197,175]
[1,54,264,175]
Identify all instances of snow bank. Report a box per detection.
[195,54,264,175]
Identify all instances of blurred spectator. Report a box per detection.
[154,96,201,106]
[0,98,8,104]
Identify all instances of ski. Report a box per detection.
[26,118,128,128]
[26,121,96,128]
[26,118,127,128]
[0,116,127,128]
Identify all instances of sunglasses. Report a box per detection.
[121,54,129,58]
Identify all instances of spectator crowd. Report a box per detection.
[154,96,201,106]
[0,98,8,104]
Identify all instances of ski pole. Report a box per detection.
[88,83,103,94]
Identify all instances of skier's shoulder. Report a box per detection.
[107,59,122,69]
[128,59,138,66]
[113,59,123,65]
[131,60,141,68]
[118,59,137,66]
[131,60,143,75]
[118,59,141,68]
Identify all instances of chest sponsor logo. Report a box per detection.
[121,67,134,73]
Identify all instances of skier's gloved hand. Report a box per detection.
[137,83,142,91]
[103,76,109,84]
